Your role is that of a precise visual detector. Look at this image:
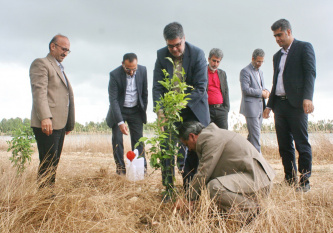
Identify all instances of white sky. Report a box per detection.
[1,0,332,124]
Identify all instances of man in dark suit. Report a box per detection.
[207,48,230,129]
[153,22,210,193]
[240,49,270,153]
[30,34,75,189]
[263,19,316,192]
[106,53,148,175]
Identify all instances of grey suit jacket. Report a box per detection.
[106,65,148,128]
[240,63,268,117]
[267,39,316,110]
[30,53,75,131]
[188,123,276,200]
[153,42,210,126]
[208,68,230,111]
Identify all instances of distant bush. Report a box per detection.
[1,117,332,134]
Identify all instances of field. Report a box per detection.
[0,133,333,232]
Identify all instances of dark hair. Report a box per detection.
[271,19,292,32]
[163,22,184,41]
[252,48,265,59]
[178,121,204,140]
[49,34,68,50]
[123,53,137,62]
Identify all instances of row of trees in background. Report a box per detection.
[1,117,333,135]
[0,118,156,134]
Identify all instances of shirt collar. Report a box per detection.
[55,60,64,71]
[281,39,294,55]
[126,71,136,79]
[251,63,259,71]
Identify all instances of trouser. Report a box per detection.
[112,106,146,175]
[207,178,271,212]
[209,105,229,130]
[245,113,263,153]
[161,107,200,190]
[274,98,312,184]
[33,127,66,188]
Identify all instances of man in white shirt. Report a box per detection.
[106,53,148,174]
[263,19,316,192]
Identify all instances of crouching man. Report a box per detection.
[176,121,276,217]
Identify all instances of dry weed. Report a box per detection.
[0,133,332,232]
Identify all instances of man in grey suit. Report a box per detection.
[240,49,269,153]
[263,19,316,192]
[106,53,148,175]
[175,121,275,216]
[30,34,75,188]
[207,48,230,129]
[153,22,210,193]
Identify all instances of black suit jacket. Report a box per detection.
[267,39,316,110]
[153,42,210,126]
[106,65,148,128]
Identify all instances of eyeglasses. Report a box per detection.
[55,43,71,54]
[123,66,137,72]
[167,40,182,49]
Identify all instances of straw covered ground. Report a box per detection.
[0,133,332,232]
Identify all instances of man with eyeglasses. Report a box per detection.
[153,22,210,196]
[106,53,148,175]
[30,34,75,189]
[239,49,269,153]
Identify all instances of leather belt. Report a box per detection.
[277,96,288,100]
[209,104,222,108]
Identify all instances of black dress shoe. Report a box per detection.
[296,183,310,192]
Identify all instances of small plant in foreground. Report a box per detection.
[7,123,35,175]
[137,57,191,189]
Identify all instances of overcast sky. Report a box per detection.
[1,0,332,125]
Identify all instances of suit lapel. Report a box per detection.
[47,54,68,87]
[259,70,264,87]
[135,66,141,95]
[121,69,127,94]
[250,65,261,88]
[182,43,190,81]
[273,51,282,85]
[217,69,224,94]
[284,39,297,72]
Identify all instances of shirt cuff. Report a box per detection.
[118,121,124,126]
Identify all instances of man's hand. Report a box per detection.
[262,90,270,99]
[173,198,195,215]
[174,198,185,210]
[66,131,71,135]
[119,123,129,135]
[41,118,53,136]
[303,99,314,114]
[263,108,271,119]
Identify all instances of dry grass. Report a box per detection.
[1,133,333,232]
[260,132,333,164]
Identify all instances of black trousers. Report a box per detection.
[209,105,228,130]
[112,106,146,175]
[161,108,200,190]
[274,98,312,184]
[33,127,66,188]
